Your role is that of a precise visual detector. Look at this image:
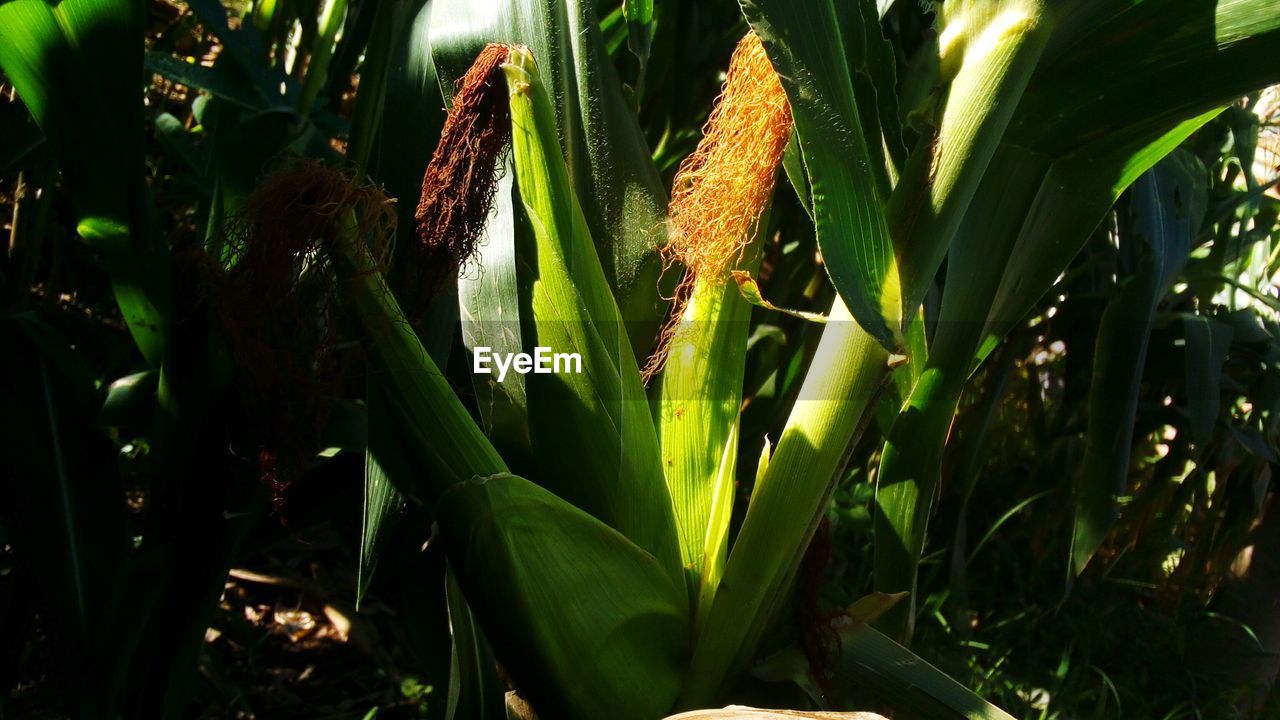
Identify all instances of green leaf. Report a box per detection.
[458,158,533,468]
[733,271,829,324]
[681,300,890,706]
[182,0,283,98]
[100,369,159,429]
[347,0,404,171]
[1008,0,1280,157]
[438,474,690,720]
[145,51,282,112]
[358,388,407,608]
[829,622,1015,719]
[0,0,171,363]
[846,591,910,625]
[0,314,131,717]
[445,565,506,720]
[336,216,508,497]
[360,291,462,605]
[1071,151,1207,578]
[428,0,671,358]
[979,110,1220,362]
[872,144,1049,641]
[1182,314,1234,447]
[624,0,654,91]
[840,0,906,188]
[367,0,446,240]
[740,0,901,349]
[751,621,1014,719]
[888,0,1052,326]
[500,47,682,578]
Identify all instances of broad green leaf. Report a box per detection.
[428,0,670,358]
[977,0,1280,353]
[847,591,910,625]
[438,473,690,720]
[360,284,463,605]
[1008,0,1280,157]
[839,0,906,189]
[829,622,1015,719]
[338,218,508,496]
[347,0,405,171]
[624,0,654,90]
[145,51,281,112]
[296,0,349,116]
[182,0,284,98]
[740,0,900,349]
[979,110,1220,361]
[780,131,813,219]
[100,369,159,429]
[1071,151,1207,578]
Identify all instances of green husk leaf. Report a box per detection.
[459,157,534,468]
[681,300,890,706]
[500,47,680,577]
[889,0,1052,324]
[429,0,671,358]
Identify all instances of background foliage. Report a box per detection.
[1,0,1279,718]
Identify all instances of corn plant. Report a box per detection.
[1,0,1279,718]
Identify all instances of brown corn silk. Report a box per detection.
[211,161,394,511]
[643,31,792,378]
[411,43,514,312]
